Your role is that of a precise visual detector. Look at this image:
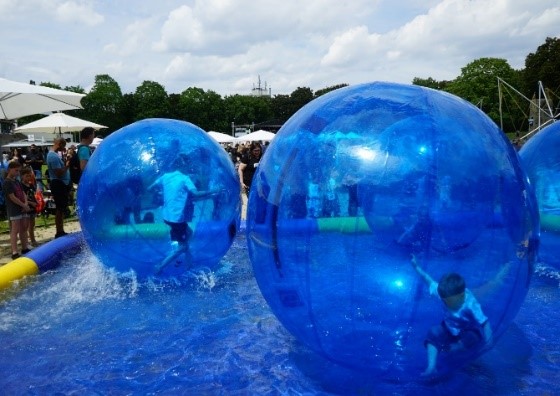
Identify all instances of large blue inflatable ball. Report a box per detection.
[77,119,240,278]
[519,121,560,268]
[246,82,539,379]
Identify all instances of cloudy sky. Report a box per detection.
[1,0,558,96]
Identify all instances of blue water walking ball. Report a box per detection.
[246,82,538,379]
[519,121,560,268]
[77,118,240,279]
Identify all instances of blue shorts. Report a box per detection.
[425,321,483,352]
[164,221,193,243]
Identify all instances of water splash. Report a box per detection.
[0,251,139,331]
[535,262,560,287]
[185,267,218,291]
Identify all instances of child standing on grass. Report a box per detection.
[21,167,39,247]
[2,161,30,259]
[411,254,493,377]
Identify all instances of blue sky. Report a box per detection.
[0,0,558,96]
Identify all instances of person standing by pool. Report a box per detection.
[47,137,72,238]
[238,142,262,219]
[20,167,40,247]
[148,154,219,274]
[77,127,95,175]
[238,142,262,194]
[25,144,45,190]
[2,161,30,259]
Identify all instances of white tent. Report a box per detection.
[91,137,104,147]
[208,131,237,143]
[14,112,107,134]
[235,129,276,142]
[0,78,84,120]
[1,139,52,148]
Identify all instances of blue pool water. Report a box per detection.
[1,231,559,395]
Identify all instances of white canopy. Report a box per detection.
[1,139,52,148]
[15,112,107,134]
[236,129,276,142]
[91,137,104,147]
[0,78,84,120]
[208,131,237,143]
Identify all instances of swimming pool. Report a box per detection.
[0,231,559,395]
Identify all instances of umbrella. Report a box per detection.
[15,112,107,135]
[236,129,276,142]
[0,78,84,120]
[208,131,237,143]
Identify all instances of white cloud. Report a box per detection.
[105,18,155,56]
[0,0,559,96]
[55,1,104,26]
[315,0,560,85]
[154,0,380,56]
[153,5,204,52]
[321,26,383,67]
[519,6,560,35]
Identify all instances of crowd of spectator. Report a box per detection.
[1,128,95,258]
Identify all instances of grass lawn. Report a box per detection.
[1,213,77,235]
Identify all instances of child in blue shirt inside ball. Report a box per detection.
[148,154,219,274]
[411,254,493,377]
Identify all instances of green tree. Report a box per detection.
[167,93,183,121]
[63,85,86,94]
[179,87,226,131]
[81,74,124,134]
[523,37,560,97]
[314,84,348,98]
[120,93,136,128]
[445,58,521,128]
[290,87,314,113]
[271,94,292,122]
[224,94,273,132]
[39,82,61,89]
[270,87,314,123]
[412,77,451,90]
[133,80,169,120]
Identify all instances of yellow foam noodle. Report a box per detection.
[0,258,40,290]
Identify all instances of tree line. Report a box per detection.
[23,37,560,137]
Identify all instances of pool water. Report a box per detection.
[0,232,559,395]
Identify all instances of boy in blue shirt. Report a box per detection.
[411,254,493,376]
[148,154,218,274]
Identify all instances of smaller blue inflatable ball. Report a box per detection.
[519,121,560,268]
[247,82,539,379]
[77,119,240,278]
